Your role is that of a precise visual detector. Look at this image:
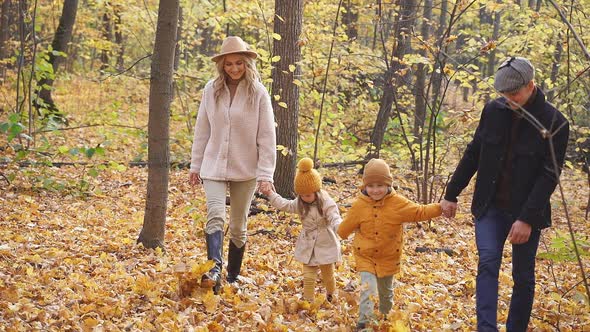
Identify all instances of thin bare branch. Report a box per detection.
[33,123,144,134]
[312,0,344,165]
[547,0,590,60]
[99,53,152,81]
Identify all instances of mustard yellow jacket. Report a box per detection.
[337,191,441,277]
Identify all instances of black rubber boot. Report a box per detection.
[202,231,223,294]
[226,240,245,283]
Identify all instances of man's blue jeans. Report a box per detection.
[475,207,541,332]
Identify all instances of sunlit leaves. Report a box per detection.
[0,167,588,329]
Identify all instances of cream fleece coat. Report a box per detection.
[190,79,276,182]
[268,190,342,266]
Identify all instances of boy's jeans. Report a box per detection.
[358,272,394,325]
[475,207,541,332]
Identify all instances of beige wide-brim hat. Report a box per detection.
[211,36,258,62]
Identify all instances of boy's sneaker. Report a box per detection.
[355,322,366,331]
[326,294,333,302]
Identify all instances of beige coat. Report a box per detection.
[190,79,276,182]
[338,191,441,277]
[269,190,342,266]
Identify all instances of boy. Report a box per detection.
[338,159,442,330]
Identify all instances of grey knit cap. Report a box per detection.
[494,57,535,93]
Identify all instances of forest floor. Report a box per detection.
[0,164,589,331]
[1,77,589,331]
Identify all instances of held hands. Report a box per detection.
[440,198,532,243]
[441,199,457,218]
[189,172,202,187]
[257,181,274,196]
[189,174,274,195]
[508,220,532,244]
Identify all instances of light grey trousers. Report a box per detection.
[359,272,394,324]
[202,179,257,248]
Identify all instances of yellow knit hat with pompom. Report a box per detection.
[294,158,322,195]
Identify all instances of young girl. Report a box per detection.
[260,158,341,302]
[337,159,442,330]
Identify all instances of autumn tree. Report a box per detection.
[0,0,12,77]
[366,0,416,161]
[114,4,124,70]
[413,0,433,140]
[341,0,358,41]
[35,0,78,122]
[271,0,303,197]
[100,2,113,71]
[486,0,502,78]
[137,0,179,249]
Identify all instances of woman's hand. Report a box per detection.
[189,172,202,187]
[257,181,274,195]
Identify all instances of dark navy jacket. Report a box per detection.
[444,89,569,229]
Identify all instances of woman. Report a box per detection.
[189,36,276,294]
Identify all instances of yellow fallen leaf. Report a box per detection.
[82,317,99,330]
[201,289,219,313]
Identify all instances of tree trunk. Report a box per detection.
[342,0,358,41]
[413,0,432,139]
[547,33,563,101]
[431,0,447,98]
[35,0,78,119]
[174,5,182,71]
[137,0,179,250]
[0,0,13,79]
[199,26,215,56]
[369,74,395,160]
[479,3,492,25]
[367,0,416,160]
[415,0,433,202]
[223,0,229,35]
[0,0,11,63]
[371,0,381,50]
[487,5,501,78]
[114,5,124,71]
[271,0,303,198]
[100,5,112,71]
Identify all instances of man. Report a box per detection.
[441,57,569,331]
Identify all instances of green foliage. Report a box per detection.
[538,231,590,262]
[0,113,27,143]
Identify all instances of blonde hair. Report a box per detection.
[297,190,326,218]
[213,54,261,106]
